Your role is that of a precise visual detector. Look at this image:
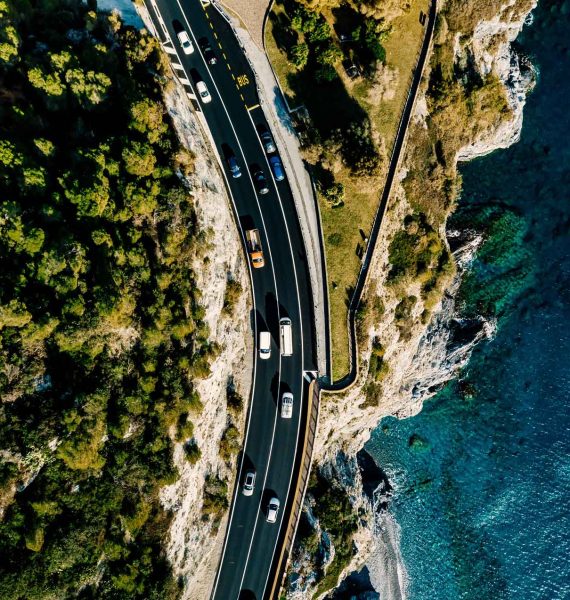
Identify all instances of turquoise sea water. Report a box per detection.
[366,1,570,598]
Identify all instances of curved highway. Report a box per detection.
[142,1,318,598]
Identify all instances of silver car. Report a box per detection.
[281,392,293,419]
[242,470,256,496]
[260,129,276,154]
[266,497,280,523]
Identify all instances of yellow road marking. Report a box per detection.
[236,74,249,87]
[231,73,236,80]
[247,104,260,112]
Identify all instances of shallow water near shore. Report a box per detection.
[366,1,570,598]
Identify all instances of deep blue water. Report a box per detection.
[366,1,570,598]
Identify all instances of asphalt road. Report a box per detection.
[142,1,317,598]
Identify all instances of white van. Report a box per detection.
[259,331,271,360]
[280,318,293,356]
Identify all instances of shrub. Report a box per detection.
[226,386,244,415]
[176,413,194,442]
[184,440,202,464]
[394,295,417,323]
[368,338,389,382]
[219,424,241,462]
[222,279,242,315]
[327,232,342,246]
[202,474,228,532]
[290,43,309,69]
[388,213,445,283]
[315,63,337,82]
[321,181,345,206]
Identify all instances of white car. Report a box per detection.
[266,497,280,523]
[242,470,256,496]
[177,30,194,55]
[281,392,293,419]
[259,331,271,360]
[196,80,212,104]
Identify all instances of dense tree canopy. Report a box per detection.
[0,0,210,597]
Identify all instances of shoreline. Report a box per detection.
[310,3,540,598]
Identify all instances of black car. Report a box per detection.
[199,38,217,65]
[253,169,269,195]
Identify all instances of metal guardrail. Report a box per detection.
[214,0,332,383]
[258,0,437,389]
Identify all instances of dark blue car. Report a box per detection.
[269,155,285,182]
[227,154,241,178]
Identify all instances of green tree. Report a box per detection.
[122,141,156,177]
[315,41,343,66]
[0,300,32,329]
[129,99,167,143]
[0,24,18,64]
[65,68,112,107]
[307,19,331,43]
[27,67,65,97]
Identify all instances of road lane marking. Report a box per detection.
[268,379,316,599]
[171,62,184,70]
[247,104,260,112]
[236,74,250,87]
[163,45,177,54]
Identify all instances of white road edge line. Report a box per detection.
[190,3,307,595]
